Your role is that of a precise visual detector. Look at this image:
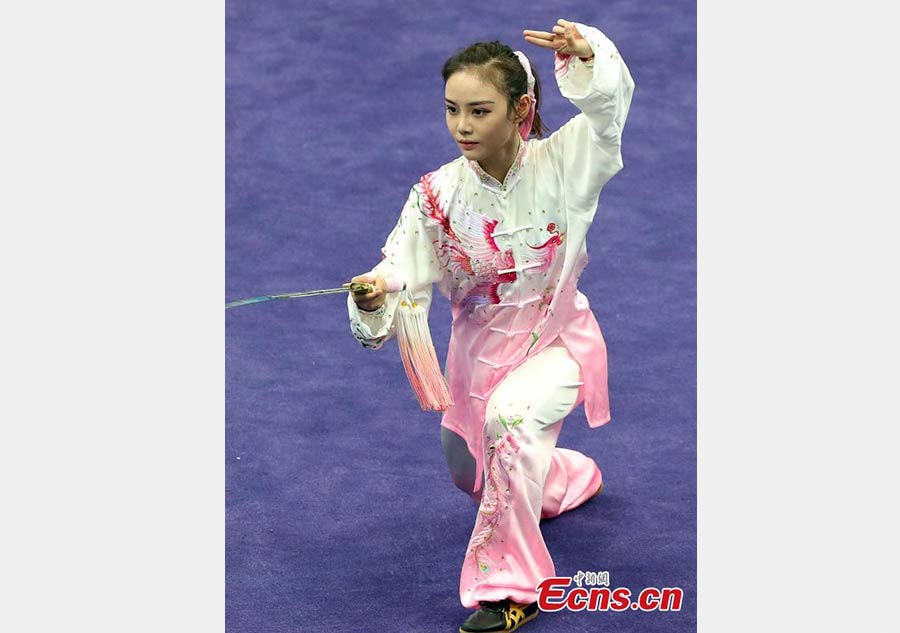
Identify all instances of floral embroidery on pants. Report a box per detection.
[465,430,521,578]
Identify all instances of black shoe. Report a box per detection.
[459,599,539,633]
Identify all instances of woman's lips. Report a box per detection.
[459,141,478,150]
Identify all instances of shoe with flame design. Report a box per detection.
[459,599,539,632]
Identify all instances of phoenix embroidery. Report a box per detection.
[413,171,564,308]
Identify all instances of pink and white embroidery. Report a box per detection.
[465,431,521,577]
[525,222,565,274]
[413,170,521,308]
[445,209,517,307]
[554,51,573,79]
[416,170,458,242]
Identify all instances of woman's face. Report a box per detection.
[445,69,520,164]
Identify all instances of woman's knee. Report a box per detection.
[441,427,478,493]
[485,371,580,434]
[485,343,582,431]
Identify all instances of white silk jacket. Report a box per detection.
[349,24,635,493]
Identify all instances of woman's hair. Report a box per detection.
[441,41,547,139]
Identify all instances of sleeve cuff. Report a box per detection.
[348,294,387,321]
[357,303,387,318]
[555,24,620,99]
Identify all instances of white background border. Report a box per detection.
[1,2,224,631]
[1,1,897,631]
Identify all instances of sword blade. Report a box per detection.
[225,282,375,309]
[270,287,350,299]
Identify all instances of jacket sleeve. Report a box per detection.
[348,182,446,350]
[541,23,635,212]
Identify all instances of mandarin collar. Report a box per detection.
[465,136,528,196]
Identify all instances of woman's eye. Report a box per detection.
[446,105,457,114]
[473,109,487,116]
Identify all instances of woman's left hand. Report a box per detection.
[523,19,594,59]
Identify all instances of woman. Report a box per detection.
[348,18,634,633]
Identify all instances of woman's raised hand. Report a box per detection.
[523,19,594,59]
[350,273,387,311]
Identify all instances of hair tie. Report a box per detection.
[512,50,536,140]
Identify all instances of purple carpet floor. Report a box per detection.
[226,1,696,631]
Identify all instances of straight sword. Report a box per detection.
[225,282,376,309]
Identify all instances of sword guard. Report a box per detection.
[346,282,376,295]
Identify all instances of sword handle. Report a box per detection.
[347,277,405,295]
[346,282,377,295]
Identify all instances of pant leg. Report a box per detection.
[441,426,482,504]
[541,447,604,519]
[458,341,601,608]
[441,426,600,516]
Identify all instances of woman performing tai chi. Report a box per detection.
[348,18,634,633]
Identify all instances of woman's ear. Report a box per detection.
[515,94,531,123]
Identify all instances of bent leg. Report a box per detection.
[459,341,594,608]
[440,413,601,515]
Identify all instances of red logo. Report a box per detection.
[536,576,684,612]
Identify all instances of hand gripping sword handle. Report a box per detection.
[345,273,406,294]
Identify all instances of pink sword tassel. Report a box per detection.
[367,272,454,412]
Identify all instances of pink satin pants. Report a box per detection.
[440,340,604,608]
